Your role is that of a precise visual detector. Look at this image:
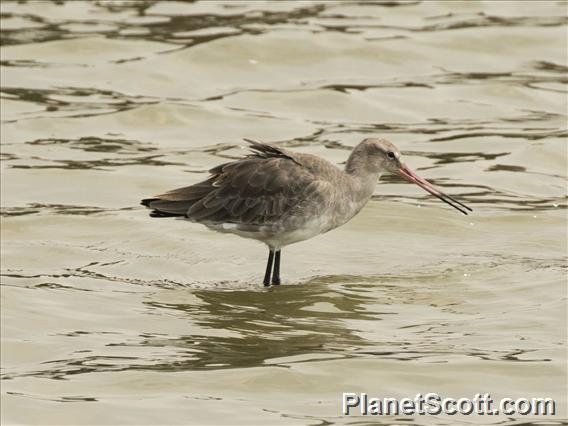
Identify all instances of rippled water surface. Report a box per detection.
[1,1,567,425]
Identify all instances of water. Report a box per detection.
[1,1,567,425]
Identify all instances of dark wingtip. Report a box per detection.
[141,198,155,207]
[141,197,188,218]
[149,210,182,218]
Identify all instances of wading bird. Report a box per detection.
[142,138,471,286]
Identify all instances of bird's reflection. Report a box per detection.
[141,277,379,370]
[6,271,555,382]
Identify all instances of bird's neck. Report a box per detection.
[345,151,381,183]
[344,150,382,205]
[343,172,378,206]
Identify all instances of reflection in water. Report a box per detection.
[1,86,155,121]
[0,203,136,217]
[3,266,558,382]
[141,281,375,370]
[28,136,158,153]
[1,0,566,424]
[1,2,328,48]
[2,1,567,49]
[1,279,374,379]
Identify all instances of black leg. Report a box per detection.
[272,250,281,285]
[263,250,274,287]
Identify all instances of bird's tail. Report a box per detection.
[141,198,190,217]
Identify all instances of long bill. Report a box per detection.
[398,165,473,215]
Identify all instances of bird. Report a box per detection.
[142,138,472,286]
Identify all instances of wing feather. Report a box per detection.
[142,140,335,226]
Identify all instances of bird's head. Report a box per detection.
[357,138,403,174]
[347,138,472,215]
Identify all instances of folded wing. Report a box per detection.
[141,141,327,226]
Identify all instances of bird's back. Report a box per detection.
[143,141,339,223]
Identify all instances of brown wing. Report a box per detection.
[141,141,327,225]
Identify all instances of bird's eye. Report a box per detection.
[386,151,396,160]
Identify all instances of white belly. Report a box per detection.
[263,217,331,249]
[202,217,327,249]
